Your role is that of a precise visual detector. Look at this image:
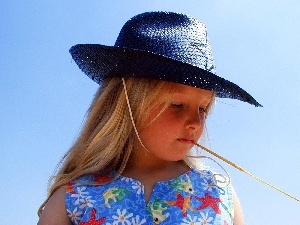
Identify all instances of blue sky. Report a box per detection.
[1,1,300,224]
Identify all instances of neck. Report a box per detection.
[122,147,190,182]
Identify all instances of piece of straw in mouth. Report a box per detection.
[193,142,300,203]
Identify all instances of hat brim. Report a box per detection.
[70,44,262,107]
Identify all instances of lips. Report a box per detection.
[177,138,194,144]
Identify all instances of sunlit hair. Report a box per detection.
[38,77,215,216]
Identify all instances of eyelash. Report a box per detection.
[170,103,206,113]
[170,103,183,108]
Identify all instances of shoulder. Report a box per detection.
[190,167,231,186]
[190,167,244,224]
[232,186,245,225]
[186,167,233,202]
[189,167,228,185]
[190,167,235,219]
[38,186,72,225]
[70,172,116,185]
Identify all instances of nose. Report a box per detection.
[185,109,205,131]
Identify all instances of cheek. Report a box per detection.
[197,127,205,138]
[145,118,172,136]
[139,115,176,141]
[196,121,206,138]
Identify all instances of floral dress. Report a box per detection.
[66,168,234,225]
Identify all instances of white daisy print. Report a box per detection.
[132,181,144,195]
[79,195,96,208]
[201,179,217,192]
[121,177,133,182]
[198,212,213,225]
[112,208,133,225]
[66,207,82,225]
[181,214,202,225]
[131,215,146,225]
[71,186,88,205]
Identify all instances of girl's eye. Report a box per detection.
[170,103,183,108]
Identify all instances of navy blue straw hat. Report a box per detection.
[70,11,262,107]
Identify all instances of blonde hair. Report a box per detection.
[38,77,215,216]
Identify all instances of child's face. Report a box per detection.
[138,83,213,162]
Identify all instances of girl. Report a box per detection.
[38,11,261,225]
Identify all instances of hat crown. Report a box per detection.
[115,12,216,74]
[69,11,262,107]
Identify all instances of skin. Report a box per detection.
[37,186,72,225]
[124,83,244,224]
[123,83,213,201]
[38,83,244,225]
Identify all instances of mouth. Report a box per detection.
[177,138,194,145]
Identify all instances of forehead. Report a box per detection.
[166,82,214,102]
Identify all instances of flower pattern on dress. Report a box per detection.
[121,176,133,182]
[66,168,234,225]
[79,195,96,209]
[132,181,144,195]
[201,179,218,192]
[181,214,202,225]
[198,212,213,225]
[131,215,147,225]
[71,186,89,205]
[111,209,133,225]
[67,207,83,225]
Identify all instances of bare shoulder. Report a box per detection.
[232,186,245,225]
[38,186,72,225]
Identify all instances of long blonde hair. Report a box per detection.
[38,77,177,215]
[38,77,215,216]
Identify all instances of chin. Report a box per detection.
[165,154,188,162]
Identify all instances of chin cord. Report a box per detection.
[187,154,231,188]
[122,78,149,153]
[193,142,300,203]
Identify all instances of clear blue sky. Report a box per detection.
[1,1,300,224]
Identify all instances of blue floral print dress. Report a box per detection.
[66,168,234,225]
